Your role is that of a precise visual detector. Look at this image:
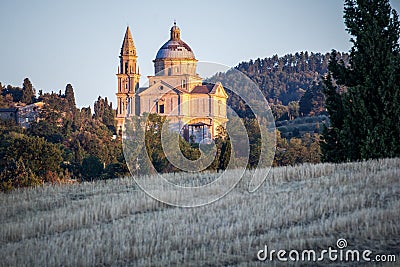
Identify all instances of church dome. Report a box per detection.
[155,23,195,60]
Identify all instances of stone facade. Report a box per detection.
[116,23,228,142]
[0,102,44,128]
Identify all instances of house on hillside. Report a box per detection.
[0,102,44,128]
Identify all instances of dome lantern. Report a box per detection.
[154,22,195,60]
[170,21,181,40]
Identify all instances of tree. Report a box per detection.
[144,114,172,172]
[322,0,400,161]
[212,125,231,171]
[0,82,5,108]
[103,162,129,179]
[65,84,76,108]
[271,104,288,121]
[0,158,41,191]
[287,101,299,120]
[321,72,345,162]
[244,118,261,168]
[0,132,63,177]
[21,78,35,104]
[285,138,307,165]
[273,130,289,166]
[94,96,115,131]
[299,82,326,116]
[81,155,103,181]
[28,120,63,143]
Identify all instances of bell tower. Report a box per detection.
[116,26,140,132]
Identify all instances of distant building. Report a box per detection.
[0,102,44,128]
[0,108,18,123]
[115,23,228,143]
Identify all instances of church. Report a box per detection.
[115,23,228,143]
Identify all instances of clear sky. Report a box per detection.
[1,0,399,108]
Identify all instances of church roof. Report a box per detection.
[155,23,195,60]
[121,26,136,56]
[191,83,214,94]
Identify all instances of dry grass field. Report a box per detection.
[1,158,399,266]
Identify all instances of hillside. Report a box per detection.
[208,51,348,121]
[237,52,330,104]
[1,158,399,266]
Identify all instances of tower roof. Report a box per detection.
[121,26,136,56]
[155,23,195,60]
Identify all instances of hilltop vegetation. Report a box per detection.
[1,158,398,266]
[210,51,348,120]
[0,82,129,190]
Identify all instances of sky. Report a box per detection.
[1,0,399,108]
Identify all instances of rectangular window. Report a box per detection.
[159,104,164,114]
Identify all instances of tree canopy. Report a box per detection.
[322,0,400,162]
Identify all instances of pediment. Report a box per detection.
[209,82,228,98]
[138,81,182,96]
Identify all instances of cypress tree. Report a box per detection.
[21,78,35,104]
[65,84,76,109]
[323,0,400,161]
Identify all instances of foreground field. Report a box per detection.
[1,158,399,266]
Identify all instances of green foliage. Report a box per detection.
[143,114,176,173]
[103,162,129,179]
[0,79,129,187]
[287,101,299,120]
[94,96,116,132]
[270,104,288,121]
[299,81,326,116]
[21,78,35,104]
[244,118,261,168]
[126,114,234,173]
[0,158,42,191]
[0,117,23,134]
[209,52,348,119]
[81,155,103,181]
[209,125,232,171]
[276,115,328,138]
[28,120,64,143]
[3,84,22,103]
[0,131,63,191]
[0,82,6,108]
[321,72,345,162]
[322,0,400,161]
[0,132,63,177]
[65,84,76,109]
[274,131,321,166]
